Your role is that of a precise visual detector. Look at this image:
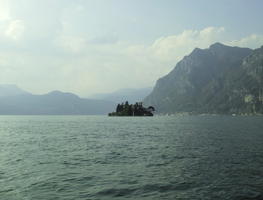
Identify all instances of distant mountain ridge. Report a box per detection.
[90,87,153,104]
[0,84,30,97]
[0,87,115,115]
[144,43,263,114]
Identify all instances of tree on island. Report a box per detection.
[109,101,155,116]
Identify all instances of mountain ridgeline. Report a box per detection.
[0,88,115,115]
[90,87,153,104]
[144,43,263,115]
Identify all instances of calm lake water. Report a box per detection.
[0,115,263,200]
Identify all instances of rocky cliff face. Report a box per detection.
[144,43,263,114]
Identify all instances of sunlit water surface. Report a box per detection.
[0,115,263,200]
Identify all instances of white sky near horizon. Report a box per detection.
[0,0,263,97]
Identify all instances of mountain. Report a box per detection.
[0,84,30,97]
[144,43,263,114]
[90,87,153,104]
[0,90,115,115]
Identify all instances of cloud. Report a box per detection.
[123,27,263,81]
[5,19,25,40]
[54,35,88,53]
[125,27,227,74]
[89,35,119,45]
[144,27,226,64]
[0,0,262,98]
[50,27,229,94]
[226,34,263,49]
[0,0,10,21]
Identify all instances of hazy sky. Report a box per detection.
[0,0,263,96]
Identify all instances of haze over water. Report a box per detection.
[1,115,263,200]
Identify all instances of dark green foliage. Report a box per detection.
[108,102,154,116]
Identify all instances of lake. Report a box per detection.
[0,115,263,200]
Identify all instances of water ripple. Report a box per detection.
[0,115,263,199]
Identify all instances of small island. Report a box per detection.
[108,101,155,116]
